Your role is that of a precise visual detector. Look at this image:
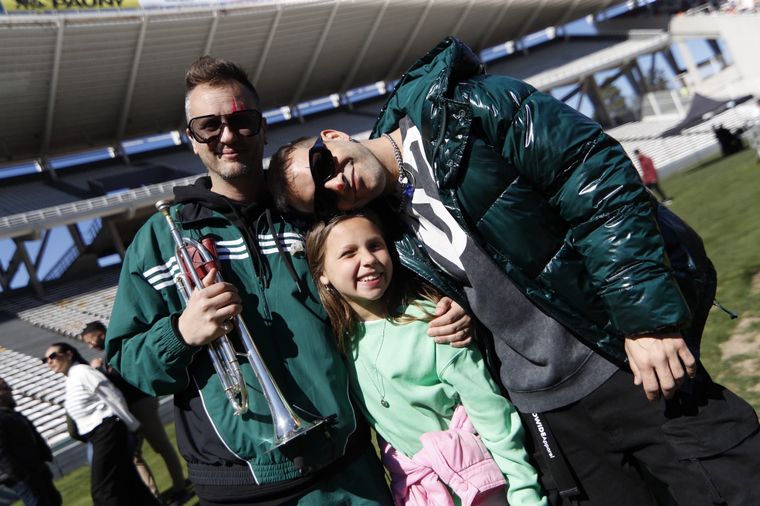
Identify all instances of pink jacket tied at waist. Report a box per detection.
[380,404,507,506]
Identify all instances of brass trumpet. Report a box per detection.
[155,200,324,447]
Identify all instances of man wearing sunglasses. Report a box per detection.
[104,55,470,506]
[268,37,760,506]
[104,56,394,506]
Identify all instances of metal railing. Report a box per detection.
[0,175,197,240]
[527,33,671,91]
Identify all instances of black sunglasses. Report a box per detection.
[41,351,61,364]
[309,137,339,219]
[187,109,262,143]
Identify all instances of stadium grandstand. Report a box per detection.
[1,0,759,502]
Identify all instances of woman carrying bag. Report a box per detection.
[42,342,159,506]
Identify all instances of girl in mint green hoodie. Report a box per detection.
[306,212,546,506]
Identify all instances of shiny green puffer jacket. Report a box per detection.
[371,37,692,364]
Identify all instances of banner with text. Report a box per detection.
[1,0,140,12]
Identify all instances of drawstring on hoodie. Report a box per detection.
[173,176,305,295]
[263,208,306,294]
[222,198,266,280]
[227,199,305,296]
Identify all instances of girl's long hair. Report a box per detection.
[305,210,439,352]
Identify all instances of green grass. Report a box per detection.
[662,148,760,411]
[16,148,760,504]
[13,422,197,506]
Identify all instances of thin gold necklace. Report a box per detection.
[359,319,389,408]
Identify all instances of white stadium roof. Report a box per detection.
[0,0,616,163]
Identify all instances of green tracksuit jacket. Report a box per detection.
[106,178,389,502]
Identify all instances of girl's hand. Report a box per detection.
[427,298,473,348]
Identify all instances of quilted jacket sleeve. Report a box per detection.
[471,76,690,336]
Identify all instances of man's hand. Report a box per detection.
[624,333,697,401]
[90,357,104,369]
[427,297,472,348]
[178,268,242,346]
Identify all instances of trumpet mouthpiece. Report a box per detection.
[155,200,171,212]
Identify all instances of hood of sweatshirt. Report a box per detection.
[172,176,303,292]
[173,176,271,224]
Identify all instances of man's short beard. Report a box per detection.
[219,165,252,181]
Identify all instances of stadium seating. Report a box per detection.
[611,101,758,178]
[3,271,119,339]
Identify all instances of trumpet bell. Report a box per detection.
[274,415,327,448]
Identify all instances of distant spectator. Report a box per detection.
[634,149,672,204]
[747,98,760,161]
[43,342,159,506]
[81,321,190,506]
[713,124,744,156]
[0,376,62,506]
[81,321,158,497]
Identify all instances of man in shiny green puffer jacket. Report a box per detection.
[269,37,760,506]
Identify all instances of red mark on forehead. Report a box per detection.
[231,99,239,113]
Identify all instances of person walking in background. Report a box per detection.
[81,321,159,499]
[81,321,191,506]
[712,124,744,156]
[305,212,547,505]
[0,376,62,506]
[634,149,672,204]
[42,342,159,506]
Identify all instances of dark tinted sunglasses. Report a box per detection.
[187,109,262,143]
[309,137,339,219]
[41,351,61,364]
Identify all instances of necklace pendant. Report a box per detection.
[380,399,390,408]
